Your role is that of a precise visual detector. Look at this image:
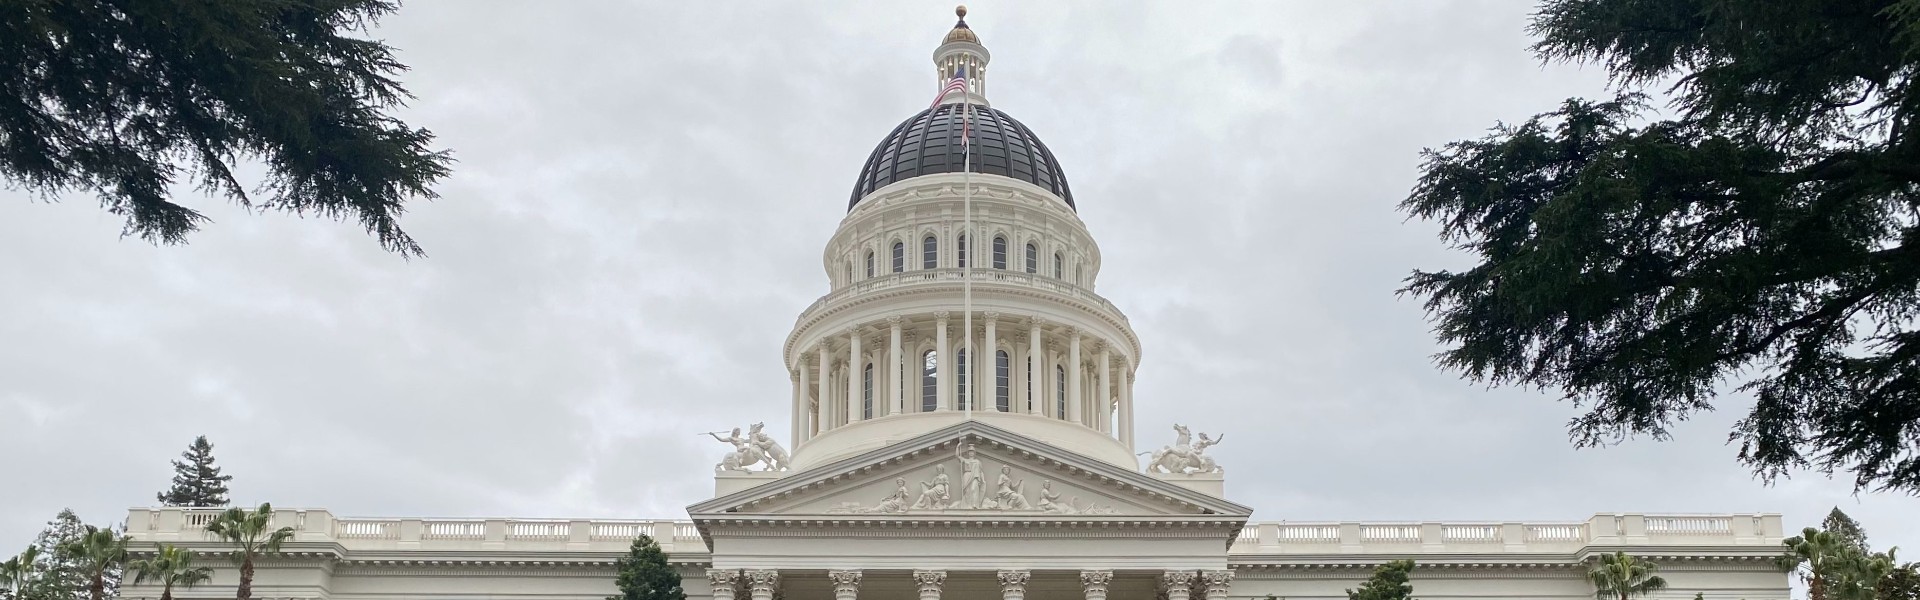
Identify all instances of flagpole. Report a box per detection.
[961,70,974,421]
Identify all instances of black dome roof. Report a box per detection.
[849,103,1075,211]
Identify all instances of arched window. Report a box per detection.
[859,363,872,419]
[957,234,969,268]
[891,241,904,273]
[1055,364,1067,419]
[956,349,970,410]
[921,350,938,412]
[991,236,1008,269]
[1024,243,1038,274]
[922,236,937,269]
[995,350,1010,412]
[1053,253,1064,279]
[865,252,875,278]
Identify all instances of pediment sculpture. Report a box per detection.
[707,422,791,473]
[827,444,1119,515]
[1142,424,1224,475]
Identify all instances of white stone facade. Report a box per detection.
[120,10,1789,600]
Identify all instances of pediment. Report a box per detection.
[688,421,1252,519]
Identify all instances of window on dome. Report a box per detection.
[921,350,938,412]
[956,349,970,410]
[1055,364,1067,419]
[861,363,874,420]
[957,234,969,268]
[922,236,937,269]
[995,350,1010,412]
[1053,253,1064,279]
[991,236,1007,269]
[865,252,875,278]
[1024,243,1037,274]
[891,242,904,273]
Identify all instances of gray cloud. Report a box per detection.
[2,0,1911,555]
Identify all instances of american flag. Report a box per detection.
[929,66,968,109]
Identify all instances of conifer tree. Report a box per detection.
[156,436,231,508]
[1822,508,1869,552]
[30,510,90,600]
[1346,560,1415,600]
[607,536,683,600]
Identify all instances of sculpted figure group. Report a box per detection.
[828,441,1120,514]
[707,422,791,473]
[1142,424,1224,475]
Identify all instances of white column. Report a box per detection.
[799,359,814,439]
[935,311,952,411]
[915,570,947,600]
[789,368,802,444]
[828,570,862,600]
[816,343,831,429]
[998,570,1030,600]
[1200,570,1235,600]
[1120,368,1135,451]
[846,328,863,423]
[708,569,738,600]
[1080,570,1113,600]
[1066,327,1082,425]
[1026,316,1043,414]
[745,570,779,600]
[888,316,904,415]
[983,312,999,411]
[1097,343,1112,433]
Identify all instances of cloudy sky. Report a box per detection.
[3,0,1913,557]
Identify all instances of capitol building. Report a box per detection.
[125,10,1789,600]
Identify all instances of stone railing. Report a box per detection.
[1229,514,1783,555]
[801,268,1127,322]
[125,509,1780,557]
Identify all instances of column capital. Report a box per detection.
[983,311,1001,320]
[789,369,800,381]
[1026,314,1045,326]
[1080,570,1114,600]
[744,570,780,600]
[933,310,951,321]
[827,570,862,600]
[1200,570,1235,600]
[1092,340,1108,352]
[998,570,1031,600]
[844,326,859,337]
[1063,325,1080,336]
[1161,570,1197,600]
[707,569,739,600]
[913,570,947,600]
[886,315,904,326]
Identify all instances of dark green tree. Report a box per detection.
[0,0,452,256]
[1882,562,1920,600]
[1346,560,1415,600]
[606,536,683,600]
[29,510,89,600]
[1823,508,1870,552]
[1399,0,1920,493]
[157,436,231,507]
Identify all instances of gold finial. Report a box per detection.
[956,5,967,20]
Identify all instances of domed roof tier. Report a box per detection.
[849,103,1075,211]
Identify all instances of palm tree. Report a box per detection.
[130,545,214,600]
[203,503,293,600]
[1588,551,1668,600]
[60,527,128,600]
[1783,527,1856,600]
[1,546,45,600]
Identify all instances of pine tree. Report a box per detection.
[607,536,683,600]
[1346,560,1415,600]
[29,510,90,600]
[156,436,231,507]
[1823,508,1869,552]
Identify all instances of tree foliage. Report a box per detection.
[1346,560,1415,600]
[1400,0,1920,492]
[0,0,452,255]
[157,436,231,508]
[28,511,89,600]
[57,528,126,600]
[1783,513,1909,600]
[1825,508,1871,553]
[607,535,683,600]
[129,545,211,600]
[203,503,293,600]
[1588,552,1667,600]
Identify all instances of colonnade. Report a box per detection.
[789,311,1137,451]
[707,569,1234,600]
